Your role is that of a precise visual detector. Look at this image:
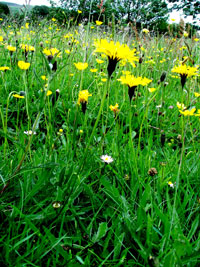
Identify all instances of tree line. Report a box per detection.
[0,0,199,34]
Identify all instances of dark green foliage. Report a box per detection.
[0,2,10,16]
[31,5,49,18]
[58,0,169,28]
[111,0,169,27]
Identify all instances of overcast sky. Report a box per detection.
[0,0,58,6]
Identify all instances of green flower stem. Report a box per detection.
[0,111,41,194]
[165,115,185,250]
[128,102,138,178]
[79,77,111,171]
[2,92,14,158]
[1,78,52,194]
[22,72,30,128]
[137,91,159,157]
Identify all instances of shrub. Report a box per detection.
[0,2,10,16]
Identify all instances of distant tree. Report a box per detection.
[58,0,115,23]
[31,5,49,18]
[168,0,200,23]
[0,2,10,16]
[58,0,169,28]
[111,0,169,27]
[48,7,67,23]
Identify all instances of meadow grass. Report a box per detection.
[0,16,200,266]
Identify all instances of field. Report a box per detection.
[0,16,200,266]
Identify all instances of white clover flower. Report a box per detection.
[24,130,36,135]
[100,155,114,164]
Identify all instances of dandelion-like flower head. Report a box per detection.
[77,90,92,105]
[172,64,198,77]
[172,64,198,88]
[94,39,138,76]
[119,74,152,88]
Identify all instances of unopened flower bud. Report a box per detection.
[148,168,158,176]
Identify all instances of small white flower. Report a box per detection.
[49,63,53,70]
[168,181,176,188]
[156,104,162,108]
[100,155,114,164]
[24,130,36,135]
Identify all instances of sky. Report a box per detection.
[0,0,56,6]
[0,0,198,25]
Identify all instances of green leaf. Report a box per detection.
[114,232,125,259]
[92,222,108,243]
[187,215,199,241]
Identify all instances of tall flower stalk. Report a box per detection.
[79,77,111,170]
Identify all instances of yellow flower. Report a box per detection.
[78,10,82,13]
[46,90,52,96]
[90,68,98,72]
[195,110,200,117]
[80,129,83,134]
[18,61,30,70]
[43,48,60,57]
[96,20,103,25]
[65,49,70,54]
[0,36,3,42]
[74,62,88,70]
[77,90,92,105]
[21,44,35,52]
[0,18,3,21]
[183,31,188,37]
[171,18,176,21]
[119,74,152,88]
[172,64,198,88]
[101,78,107,82]
[25,23,29,29]
[179,108,196,116]
[142,28,149,33]
[41,75,47,81]
[194,38,199,42]
[194,92,200,97]
[94,39,138,76]
[13,94,25,99]
[109,103,119,113]
[148,87,156,93]
[52,18,56,21]
[119,73,152,101]
[96,59,104,64]
[7,45,16,52]
[177,102,186,110]
[0,66,10,71]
